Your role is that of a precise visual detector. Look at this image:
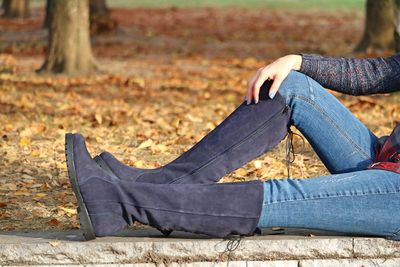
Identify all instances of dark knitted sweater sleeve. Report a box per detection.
[299,53,400,95]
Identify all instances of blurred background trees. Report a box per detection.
[89,0,117,35]
[42,0,52,28]
[1,0,400,75]
[2,0,117,74]
[355,0,400,52]
[2,0,29,18]
[355,0,394,52]
[38,0,96,74]
[393,0,400,51]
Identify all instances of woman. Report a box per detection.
[65,53,400,241]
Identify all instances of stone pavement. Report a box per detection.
[1,228,399,266]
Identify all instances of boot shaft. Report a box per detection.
[81,178,264,237]
[99,91,290,184]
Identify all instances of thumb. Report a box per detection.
[268,76,283,99]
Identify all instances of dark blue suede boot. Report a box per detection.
[65,133,126,240]
[65,133,264,240]
[94,84,290,184]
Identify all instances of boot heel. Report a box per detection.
[76,207,96,241]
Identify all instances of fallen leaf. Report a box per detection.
[138,139,153,149]
[21,174,35,180]
[19,137,30,147]
[186,114,202,122]
[133,160,145,168]
[47,218,60,226]
[58,206,77,216]
[253,160,263,169]
[30,150,41,157]
[172,118,180,129]
[33,123,46,133]
[19,128,33,137]
[14,190,30,196]
[152,143,168,153]
[1,183,17,191]
[235,168,247,177]
[94,113,103,124]
[22,168,34,175]
[49,240,61,247]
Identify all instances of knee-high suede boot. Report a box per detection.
[66,133,264,240]
[94,84,290,184]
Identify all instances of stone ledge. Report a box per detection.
[0,228,399,266]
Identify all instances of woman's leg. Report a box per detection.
[97,86,290,184]
[258,170,400,240]
[66,133,264,239]
[278,71,378,174]
[69,133,399,240]
[99,71,378,183]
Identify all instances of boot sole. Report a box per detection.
[65,133,97,241]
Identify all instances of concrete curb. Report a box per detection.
[1,228,399,266]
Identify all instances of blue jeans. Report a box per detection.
[257,71,400,241]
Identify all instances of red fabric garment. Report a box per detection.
[368,124,400,174]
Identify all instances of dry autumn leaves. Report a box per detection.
[0,8,399,232]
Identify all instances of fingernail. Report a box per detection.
[269,91,276,99]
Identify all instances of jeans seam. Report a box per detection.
[305,75,315,101]
[263,190,400,205]
[289,94,373,161]
[391,227,400,239]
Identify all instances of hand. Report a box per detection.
[245,54,302,104]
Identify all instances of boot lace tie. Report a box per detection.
[285,127,305,178]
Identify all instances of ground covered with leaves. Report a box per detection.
[0,7,399,231]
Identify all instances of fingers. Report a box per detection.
[246,55,296,104]
[246,69,262,104]
[253,75,269,104]
[268,75,283,99]
[252,68,273,104]
[246,66,284,104]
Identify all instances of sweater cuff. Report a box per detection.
[298,53,323,75]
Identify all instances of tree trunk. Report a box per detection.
[2,0,29,18]
[39,0,97,75]
[393,0,400,52]
[90,0,109,16]
[355,0,395,52]
[2,0,7,10]
[43,0,54,28]
[89,0,117,35]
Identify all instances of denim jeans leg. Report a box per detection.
[257,169,400,240]
[278,71,379,174]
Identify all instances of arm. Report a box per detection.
[246,53,400,104]
[299,53,400,95]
